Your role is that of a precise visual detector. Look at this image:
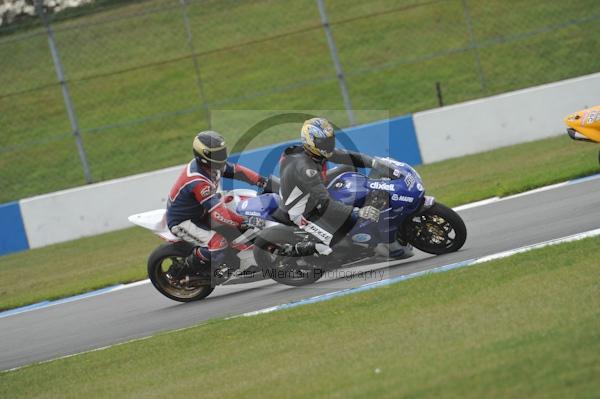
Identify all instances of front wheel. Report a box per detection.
[402,202,467,255]
[147,242,215,302]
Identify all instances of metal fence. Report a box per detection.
[1,0,599,203]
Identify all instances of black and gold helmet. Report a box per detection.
[193,131,228,181]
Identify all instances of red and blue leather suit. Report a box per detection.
[166,159,263,263]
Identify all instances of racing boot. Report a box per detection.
[290,241,332,256]
[184,247,211,276]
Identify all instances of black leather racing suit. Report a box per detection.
[279,145,375,247]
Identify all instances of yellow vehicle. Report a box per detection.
[564,105,600,163]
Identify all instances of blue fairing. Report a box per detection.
[327,172,370,207]
[327,161,425,244]
[327,163,424,212]
[237,193,281,219]
[242,160,426,247]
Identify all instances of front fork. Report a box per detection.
[393,195,435,242]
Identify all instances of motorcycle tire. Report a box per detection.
[147,242,215,302]
[402,202,467,255]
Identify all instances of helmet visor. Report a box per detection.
[314,135,335,158]
[201,146,228,164]
[196,146,228,181]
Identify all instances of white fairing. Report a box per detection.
[127,209,179,242]
[222,189,257,212]
[127,189,260,243]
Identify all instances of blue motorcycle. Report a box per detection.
[239,158,467,286]
[132,158,467,301]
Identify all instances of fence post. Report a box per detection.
[35,0,93,184]
[436,81,444,107]
[179,0,211,129]
[316,0,356,126]
[461,0,486,93]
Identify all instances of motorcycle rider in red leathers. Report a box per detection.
[166,131,266,273]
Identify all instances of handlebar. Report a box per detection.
[262,175,280,194]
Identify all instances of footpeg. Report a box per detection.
[293,241,316,256]
[294,242,332,256]
[276,241,332,257]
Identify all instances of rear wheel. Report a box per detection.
[402,202,467,255]
[147,243,215,302]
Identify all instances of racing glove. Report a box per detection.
[256,176,268,190]
[355,205,380,223]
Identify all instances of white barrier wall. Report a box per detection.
[413,73,600,163]
[14,117,422,251]
[11,72,600,251]
[20,165,183,248]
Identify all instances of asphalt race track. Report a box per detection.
[1,176,599,371]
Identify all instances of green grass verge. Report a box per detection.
[0,228,158,311]
[0,134,598,311]
[2,236,599,398]
[419,135,600,206]
[1,0,599,202]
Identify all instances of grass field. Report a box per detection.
[1,236,598,398]
[1,0,599,202]
[0,134,598,311]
